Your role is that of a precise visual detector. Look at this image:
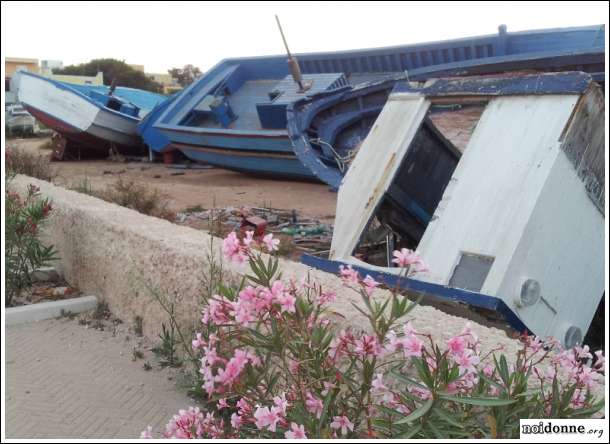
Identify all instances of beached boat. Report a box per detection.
[139,24,604,180]
[13,71,166,158]
[303,72,605,346]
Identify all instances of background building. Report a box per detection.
[147,72,182,94]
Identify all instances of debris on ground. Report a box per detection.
[175,206,333,259]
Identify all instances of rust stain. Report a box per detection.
[365,153,397,209]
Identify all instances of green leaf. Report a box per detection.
[395,398,434,424]
[439,395,517,407]
[395,423,422,438]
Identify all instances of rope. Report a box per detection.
[310,138,357,173]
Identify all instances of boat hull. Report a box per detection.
[157,126,316,180]
[17,72,144,156]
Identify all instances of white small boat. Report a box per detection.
[12,71,166,157]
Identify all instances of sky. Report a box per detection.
[2,1,607,74]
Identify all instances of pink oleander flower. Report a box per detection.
[263,233,280,252]
[362,274,380,296]
[372,373,387,393]
[402,335,424,358]
[215,349,250,387]
[392,248,421,268]
[305,391,323,418]
[140,426,153,438]
[410,385,432,400]
[217,398,228,410]
[575,345,593,360]
[277,292,296,313]
[339,264,360,285]
[231,298,256,326]
[482,364,494,377]
[223,232,247,263]
[230,413,243,429]
[202,296,232,325]
[237,397,252,416]
[164,407,205,439]
[403,321,418,336]
[273,393,289,415]
[192,332,206,350]
[254,405,282,432]
[319,290,337,305]
[455,349,480,375]
[243,230,255,246]
[354,334,382,359]
[330,415,354,436]
[447,335,467,356]
[285,422,307,439]
[328,330,354,361]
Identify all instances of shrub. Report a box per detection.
[70,177,174,221]
[5,146,55,181]
[142,234,604,439]
[5,178,59,306]
[101,179,173,220]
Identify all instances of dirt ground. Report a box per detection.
[8,137,338,223]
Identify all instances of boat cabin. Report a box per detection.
[326,72,604,346]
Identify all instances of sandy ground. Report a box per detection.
[8,137,338,222]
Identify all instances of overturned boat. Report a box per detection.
[12,71,166,158]
[139,23,604,180]
[303,72,605,347]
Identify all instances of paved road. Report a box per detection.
[5,318,195,439]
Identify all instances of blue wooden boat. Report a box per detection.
[139,24,604,180]
[13,71,166,157]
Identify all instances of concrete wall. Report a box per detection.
[11,175,523,356]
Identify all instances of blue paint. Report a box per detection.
[138,24,604,179]
[300,254,530,334]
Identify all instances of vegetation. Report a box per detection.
[5,179,58,306]
[5,146,55,181]
[168,64,202,87]
[142,234,604,439]
[71,178,174,221]
[54,58,163,93]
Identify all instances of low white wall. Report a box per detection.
[11,175,521,355]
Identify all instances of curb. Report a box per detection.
[6,295,98,326]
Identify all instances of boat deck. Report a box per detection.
[189,73,394,131]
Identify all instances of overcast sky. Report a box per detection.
[2,1,607,74]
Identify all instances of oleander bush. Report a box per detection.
[142,233,604,439]
[5,176,58,306]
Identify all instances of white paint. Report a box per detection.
[498,152,605,341]
[330,93,429,260]
[330,91,604,344]
[417,95,580,292]
[16,72,99,131]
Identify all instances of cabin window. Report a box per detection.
[350,102,486,267]
[448,252,495,292]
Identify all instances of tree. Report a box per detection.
[53,59,163,93]
[168,64,202,87]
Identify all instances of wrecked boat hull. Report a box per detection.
[14,71,166,157]
[315,72,604,347]
[140,24,604,179]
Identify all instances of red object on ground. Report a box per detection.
[241,215,267,237]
